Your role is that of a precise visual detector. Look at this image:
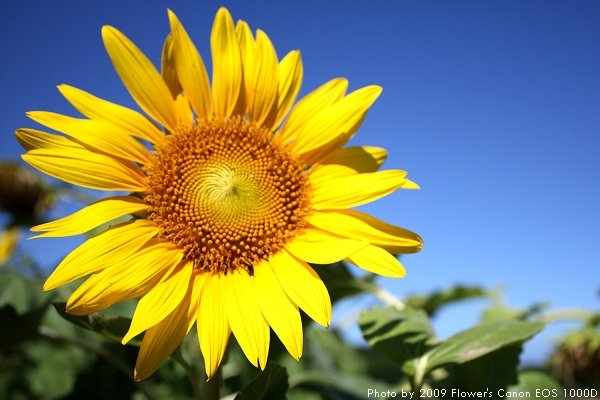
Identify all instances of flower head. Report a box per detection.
[17,7,422,379]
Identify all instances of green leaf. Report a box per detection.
[506,371,564,399]
[0,270,51,350]
[287,389,322,400]
[0,269,50,314]
[435,345,522,393]
[286,327,396,399]
[480,304,526,323]
[24,341,89,400]
[405,285,489,316]
[359,307,436,375]
[426,320,543,372]
[0,304,47,351]
[481,302,548,323]
[308,328,367,376]
[235,362,289,400]
[52,302,140,346]
[289,370,386,400]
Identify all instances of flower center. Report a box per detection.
[144,118,309,274]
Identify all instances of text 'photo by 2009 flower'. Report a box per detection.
[16,7,422,380]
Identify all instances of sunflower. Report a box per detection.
[16,7,422,380]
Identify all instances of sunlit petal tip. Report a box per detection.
[205,362,223,381]
[403,179,421,189]
[102,24,178,131]
[15,128,77,151]
[347,245,407,278]
[216,6,233,18]
[22,148,147,192]
[269,251,332,328]
[223,271,270,369]
[166,10,182,31]
[56,83,71,93]
[286,228,368,265]
[259,358,267,370]
[355,85,383,104]
[122,263,192,344]
[310,169,413,210]
[56,84,165,144]
[167,9,213,118]
[30,197,148,238]
[235,19,251,38]
[370,84,383,96]
[235,19,246,29]
[100,24,113,38]
[213,7,236,35]
[211,6,243,118]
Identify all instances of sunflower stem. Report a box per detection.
[199,368,221,400]
[410,353,429,397]
[355,280,405,309]
[538,308,594,324]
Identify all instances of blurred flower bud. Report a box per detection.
[0,161,54,226]
[551,323,600,387]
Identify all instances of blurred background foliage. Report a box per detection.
[1,161,599,399]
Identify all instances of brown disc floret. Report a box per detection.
[145,117,310,274]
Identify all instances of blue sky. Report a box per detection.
[2,1,599,364]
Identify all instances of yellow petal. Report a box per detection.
[306,209,422,253]
[278,78,348,144]
[197,274,231,379]
[15,128,83,151]
[160,33,182,99]
[235,19,253,52]
[102,25,178,131]
[123,262,193,344]
[175,93,194,126]
[236,20,254,85]
[31,196,148,238]
[168,10,213,118]
[310,169,414,210]
[135,272,205,381]
[66,240,183,315]
[401,179,421,190]
[247,30,279,128]
[311,146,388,181]
[346,245,406,277]
[285,228,367,264]
[43,220,159,290]
[274,50,303,128]
[300,114,367,166]
[211,7,243,118]
[222,270,270,369]
[235,20,254,118]
[289,86,382,159]
[22,148,146,192]
[27,111,152,165]
[269,250,331,327]
[58,84,164,144]
[254,260,303,360]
